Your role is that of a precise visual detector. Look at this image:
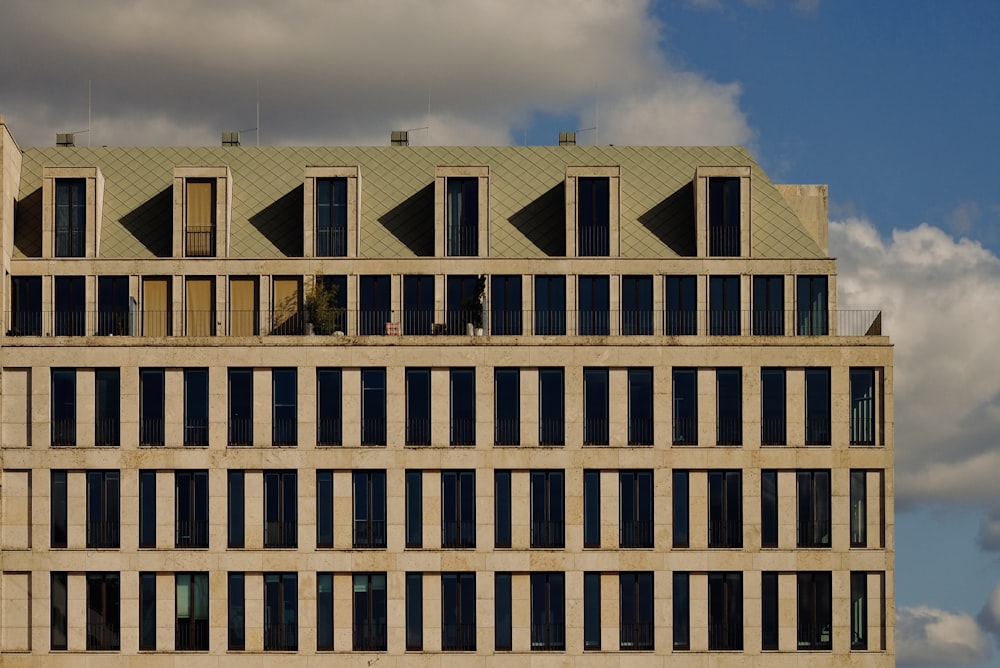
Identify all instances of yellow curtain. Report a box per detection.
[273,278,300,334]
[186,180,215,255]
[230,278,257,336]
[186,278,213,336]
[143,278,169,337]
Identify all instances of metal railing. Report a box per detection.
[361,419,387,446]
[797,623,832,650]
[539,418,565,446]
[264,521,297,548]
[761,418,786,446]
[441,521,476,548]
[717,418,742,446]
[442,623,477,651]
[450,418,476,446]
[316,227,347,257]
[578,227,610,256]
[798,519,831,548]
[184,420,209,447]
[228,418,253,446]
[317,418,342,446]
[620,622,654,650]
[51,419,76,447]
[709,227,740,257]
[139,419,164,447]
[264,622,298,651]
[176,520,209,548]
[583,418,608,446]
[55,228,85,257]
[805,417,832,445]
[353,622,387,651]
[629,419,654,446]
[86,521,120,549]
[353,520,387,548]
[530,521,564,548]
[406,418,431,446]
[272,419,297,446]
[95,418,120,447]
[620,520,654,548]
[494,418,520,446]
[709,623,743,651]
[185,226,215,257]
[175,619,210,651]
[447,227,479,257]
[531,623,565,650]
[708,522,742,548]
[86,622,120,651]
[672,418,697,446]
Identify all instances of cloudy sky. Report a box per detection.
[3,0,1000,663]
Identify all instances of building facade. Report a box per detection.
[0,119,893,665]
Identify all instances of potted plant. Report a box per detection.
[305,277,346,335]
[461,275,487,335]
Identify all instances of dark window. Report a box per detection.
[450,368,476,445]
[797,275,829,335]
[851,368,876,445]
[316,177,347,256]
[805,368,831,445]
[184,179,216,257]
[665,275,697,335]
[51,368,76,446]
[228,573,245,651]
[139,470,156,548]
[584,572,601,650]
[361,368,387,446]
[353,573,387,651]
[359,275,391,335]
[317,368,343,446]
[709,275,740,335]
[447,177,478,256]
[673,572,690,650]
[762,572,779,650]
[673,470,689,548]
[55,178,86,257]
[10,275,42,336]
[851,470,867,548]
[51,470,67,548]
[491,275,522,335]
[620,470,653,548]
[709,572,743,650]
[183,368,209,446]
[495,573,512,651]
[175,573,209,651]
[403,275,434,335]
[311,275,346,334]
[530,470,564,548]
[761,368,786,445]
[578,275,610,335]
[495,470,512,548]
[406,572,423,651]
[139,572,156,650]
[534,275,566,335]
[716,368,742,445]
[317,573,334,651]
[97,276,131,335]
[672,368,697,445]
[753,275,785,335]
[530,572,565,651]
[583,470,600,548]
[228,368,253,446]
[797,572,832,650]
[620,572,654,650]
[95,368,120,446]
[628,368,653,445]
[87,470,120,548]
[798,470,831,548]
[442,573,477,651]
[578,177,610,256]
[139,368,165,446]
[447,274,482,334]
[264,471,297,548]
[228,470,244,548]
[851,572,868,650]
[272,368,297,446]
[708,176,740,256]
[406,470,422,548]
[761,470,778,548]
[708,470,742,548]
[621,275,653,335]
[442,470,476,548]
[86,572,120,650]
[583,367,609,445]
[175,470,208,548]
[539,368,565,445]
[54,276,85,335]
[52,571,68,650]
[317,470,333,548]
[494,368,520,445]
[353,471,387,548]
[264,573,298,651]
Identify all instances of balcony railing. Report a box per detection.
[450,417,476,446]
[672,418,697,446]
[228,418,253,446]
[264,622,298,651]
[798,519,831,548]
[185,226,215,257]
[797,623,832,650]
[316,227,347,257]
[353,520,387,548]
[620,520,654,548]
[805,416,832,445]
[708,521,742,548]
[95,418,120,447]
[578,226,610,257]
[353,622,387,651]
[531,623,565,651]
[716,418,742,446]
[139,418,164,447]
[447,227,479,257]
[176,520,209,548]
[539,418,565,446]
[184,420,209,447]
[51,419,76,447]
[86,521,120,549]
[620,622,654,650]
[55,228,85,257]
[761,418,786,446]
[264,520,297,548]
[709,623,743,651]
[442,623,477,651]
[494,418,520,446]
[441,520,476,548]
[361,419,387,446]
[583,418,609,446]
[86,622,120,651]
[406,418,431,446]
[272,419,297,446]
[530,521,564,548]
[317,417,342,446]
[628,418,654,446]
[175,618,210,651]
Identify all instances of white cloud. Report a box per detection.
[977,510,1000,552]
[977,584,1000,638]
[897,605,992,665]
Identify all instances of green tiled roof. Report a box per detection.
[13,145,823,260]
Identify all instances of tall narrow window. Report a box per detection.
[55,178,86,257]
[51,470,67,548]
[708,176,740,256]
[175,470,208,548]
[447,274,482,334]
[620,572,654,650]
[494,368,520,445]
[310,274,346,334]
[620,470,653,548]
[272,276,302,335]
[139,368,165,446]
[317,368,343,446]
[353,573,387,651]
[495,573,513,651]
[709,572,743,650]
[450,368,476,445]
[359,275,391,335]
[491,275,522,335]
[797,470,832,548]
[583,367,609,445]
[578,275,610,335]
[539,368,565,445]
[95,368,120,446]
[797,275,829,335]
[530,470,564,548]
[406,572,423,650]
[353,471,387,548]
[185,277,215,336]
[263,573,298,651]
[10,275,42,336]
[762,572,779,650]
[761,368,787,445]
[51,571,68,650]
[534,275,566,335]
[851,368,876,445]
[672,368,697,445]
[583,470,601,548]
[797,572,832,650]
[851,470,868,548]
[578,177,610,256]
[228,573,245,651]
[142,276,171,337]
[530,572,565,651]
[673,470,689,548]
[51,368,76,446]
[228,470,244,548]
[185,179,216,257]
[87,470,120,548]
[183,368,209,446]
[403,275,434,335]
[406,470,422,548]
[264,470,297,548]
[272,368,297,446]
[229,277,259,336]
[621,275,653,334]
[627,368,654,445]
[54,276,85,335]
[673,572,690,650]
[404,368,430,446]
[665,275,697,335]
[851,572,868,650]
[761,470,778,548]
[318,573,334,651]
[753,275,785,335]
[316,177,348,256]
[361,368,387,446]
[441,573,477,650]
[716,368,742,446]
[495,470,512,548]
[97,276,131,335]
[86,572,121,650]
[317,470,334,548]
[139,470,156,548]
[441,470,476,548]
[805,368,831,445]
[708,470,742,548]
[175,573,209,651]
[139,572,156,650]
[228,368,253,446]
[584,572,601,650]
[447,177,478,256]
[709,275,740,335]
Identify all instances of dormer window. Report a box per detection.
[184,179,216,257]
[304,167,360,258]
[172,166,231,258]
[694,166,750,258]
[435,166,489,257]
[565,166,620,257]
[55,179,86,257]
[42,166,104,258]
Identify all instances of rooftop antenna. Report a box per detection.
[88,80,92,147]
[256,80,260,146]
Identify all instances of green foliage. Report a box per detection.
[305,277,345,335]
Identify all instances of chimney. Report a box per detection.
[559,131,576,147]
[222,131,241,147]
[391,130,409,147]
[56,133,75,147]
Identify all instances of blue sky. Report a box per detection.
[2,1,999,663]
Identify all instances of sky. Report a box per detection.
[1,0,999,664]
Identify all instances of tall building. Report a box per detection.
[0,120,892,665]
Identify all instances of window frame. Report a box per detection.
[174,572,210,651]
[850,367,876,445]
[449,368,476,446]
[402,274,434,335]
[316,368,343,446]
[183,368,209,447]
[352,573,388,651]
[317,470,334,549]
[538,367,565,446]
[353,470,387,549]
[797,470,832,548]
[709,274,741,335]
[805,368,831,445]
[490,274,523,335]
[619,470,653,549]
[708,470,743,548]
[583,367,609,446]
[716,367,743,446]
[578,274,610,335]
[534,275,566,335]
[271,368,297,446]
[619,571,654,650]
[139,470,157,549]
[672,368,698,445]
[264,470,298,549]
[95,368,120,447]
[54,275,85,336]
[494,368,520,446]
[530,470,565,548]
[761,368,787,445]
[583,470,601,549]
[797,571,833,651]
[86,469,120,549]
[317,573,335,651]
[441,572,477,651]
[495,470,512,548]
[263,572,298,651]
[86,572,121,651]
[441,470,476,548]
[665,275,697,335]
[139,368,165,447]
[175,470,209,549]
[51,368,77,447]
[530,572,566,651]
[228,368,253,446]
[406,470,423,548]
[708,572,744,651]
[361,368,387,446]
